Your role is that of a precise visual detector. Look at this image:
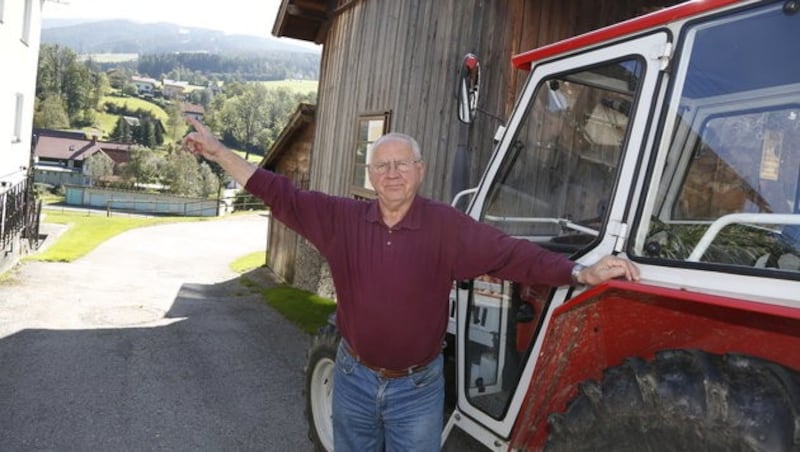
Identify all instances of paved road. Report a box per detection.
[0,213,313,451]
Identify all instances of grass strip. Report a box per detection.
[229,251,268,273]
[241,280,335,335]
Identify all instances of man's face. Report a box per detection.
[368,138,425,210]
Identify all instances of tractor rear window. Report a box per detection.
[635,3,800,274]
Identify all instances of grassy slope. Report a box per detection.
[92,95,170,139]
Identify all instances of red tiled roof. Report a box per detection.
[34,136,132,164]
[181,102,205,115]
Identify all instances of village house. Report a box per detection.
[162,79,189,99]
[1,0,44,273]
[265,0,685,297]
[130,75,159,95]
[32,130,132,187]
[181,102,206,122]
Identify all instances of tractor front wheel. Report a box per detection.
[545,349,800,452]
[304,324,340,452]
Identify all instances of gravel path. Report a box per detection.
[0,213,313,451]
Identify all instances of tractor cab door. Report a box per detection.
[448,32,669,448]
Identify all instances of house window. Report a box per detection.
[12,93,23,143]
[21,0,32,43]
[351,112,391,198]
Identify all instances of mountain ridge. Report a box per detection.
[41,19,319,56]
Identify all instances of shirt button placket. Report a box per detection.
[387,228,392,246]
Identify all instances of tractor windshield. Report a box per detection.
[634,3,800,275]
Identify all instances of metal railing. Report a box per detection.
[1,177,41,252]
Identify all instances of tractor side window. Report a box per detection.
[481,58,643,254]
[636,4,800,274]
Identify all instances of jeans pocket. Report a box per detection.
[336,342,357,375]
[410,355,443,388]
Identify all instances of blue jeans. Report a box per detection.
[332,341,444,452]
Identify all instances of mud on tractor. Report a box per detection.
[305,0,800,450]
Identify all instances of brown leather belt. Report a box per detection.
[343,341,433,379]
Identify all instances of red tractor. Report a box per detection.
[306,0,800,450]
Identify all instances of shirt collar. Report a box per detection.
[365,196,423,230]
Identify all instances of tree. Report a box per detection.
[33,94,70,129]
[36,44,103,128]
[161,150,203,196]
[220,83,270,160]
[111,116,133,143]
[165,102,185,143]
[90,72,111,110]
[83,152,115,184]
[198,162,221,198]
[122,145,163,185]
[122,83,138,97]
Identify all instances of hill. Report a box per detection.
[41,19,319,56]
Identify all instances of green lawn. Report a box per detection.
[230,251,268,273]
[93,110,120,139]
[102,95,169,122]
[89,95,172,140]
[240,280,335,334]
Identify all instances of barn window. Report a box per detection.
[351,111,391,198]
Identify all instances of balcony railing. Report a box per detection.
[1,176,41,252]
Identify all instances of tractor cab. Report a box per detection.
[447,1,800,449]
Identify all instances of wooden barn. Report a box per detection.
[267,0,684,297]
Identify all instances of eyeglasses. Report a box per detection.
[368,159,421,175]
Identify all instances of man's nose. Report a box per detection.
[386,162,402,175]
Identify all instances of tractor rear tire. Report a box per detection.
[304,324,340,452]
[545,349,800,452]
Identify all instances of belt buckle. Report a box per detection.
[344,341,423,378]
[376,367,412,379]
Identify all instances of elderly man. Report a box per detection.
[182,119,639,451]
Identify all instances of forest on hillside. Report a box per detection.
[136,52,319,84]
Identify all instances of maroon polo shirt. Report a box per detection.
[245,168,574,370]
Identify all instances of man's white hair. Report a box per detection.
[367,132,422,163]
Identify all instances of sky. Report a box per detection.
[42,0,287,40]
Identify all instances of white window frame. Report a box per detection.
[350,111,391,198]
[13,93,24,143]
[21,0,32,44]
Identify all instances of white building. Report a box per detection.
[1,0,44,272]
[131,75,158,95]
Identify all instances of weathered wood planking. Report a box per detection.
[309,0,681,203]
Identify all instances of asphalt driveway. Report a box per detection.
[0,212,313,451]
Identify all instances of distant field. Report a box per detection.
[82,53,138,63]
[259,79,318,93]
[234,149,265,164]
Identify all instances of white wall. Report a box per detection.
[0,0,42,192]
